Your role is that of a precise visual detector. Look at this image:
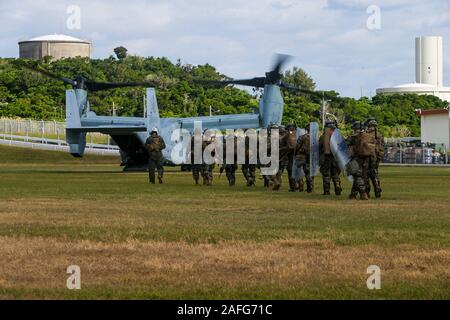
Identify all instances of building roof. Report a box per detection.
[19,34,90,43]
[377,84,450,93]
[393,82,435,89]
[416,109,449,116]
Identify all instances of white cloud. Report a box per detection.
[0,0,449,98]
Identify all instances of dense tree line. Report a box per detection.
[0,54,448,137]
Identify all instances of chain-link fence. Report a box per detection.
[383,138,448,165]
[0,118,109,145]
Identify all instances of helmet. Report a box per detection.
[366,117,377,127]
[285,124,295,131]
[305,124,310,132]
[351,121,361,130]
[151,127,158,134]
[324,120,337,129]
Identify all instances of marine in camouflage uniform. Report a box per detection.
[269,126,287,191]
[346,121,369,200]
[222,133,238,186]
[145,129,166,184]
[258,129,271,188]
[365,118,384,198]
[350,119,380,200]
[285,124,298,192]
[295,124,314,193]
[259,125,279,190]
[201,131,215,186]
[268,125,297,191]
[241,134,257,187]
[319,121,342,195]
[190,128,203,185]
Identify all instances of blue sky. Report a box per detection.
[1,0,449,98]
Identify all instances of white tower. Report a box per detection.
[415,36,443,87]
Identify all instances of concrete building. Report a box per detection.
[416,109,450,150]
[377,36,450,102]
[18,34,91,60]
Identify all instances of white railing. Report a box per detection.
[0,118,119,156]
[0,118,108,143]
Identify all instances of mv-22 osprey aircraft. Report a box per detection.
[27,55,319,171]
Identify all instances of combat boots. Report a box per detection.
[298,179,304,192]
[271,174,281,191]
[372,178,382,198]
[322,177,331,195]
[365,184,371,197]
[360,192,369,200]
[333,179,342,196]
[288,178,296,192]
[149,172,156,184]
[204,172,213,186]
[306,179,313,193]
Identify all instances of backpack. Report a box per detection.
[345,158,361,176]
[299,133,310,154]
[286,131,297,150]
[322,128,333,155]
[149,136,161,151]
[357,132,376,157]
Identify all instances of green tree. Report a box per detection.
[114,46,128,60]
[283,67,316,91]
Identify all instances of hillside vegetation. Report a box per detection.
[0,54,448,137]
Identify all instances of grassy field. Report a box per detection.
[0,144,449,299]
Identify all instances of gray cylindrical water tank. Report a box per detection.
[18,34,91,60]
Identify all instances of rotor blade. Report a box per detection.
[220,77,267,88]
[265,54,293,84]
[21,62,158,91]
[272,54,292,75]
[84,81,158,92]
[21,64,75,86]
[195,77,267,88]
[279,82,316,95]
[279,82,336,100]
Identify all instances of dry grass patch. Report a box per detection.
[0,236,448,296]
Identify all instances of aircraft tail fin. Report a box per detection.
[146,88,160,132]
[65,89,87,157]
